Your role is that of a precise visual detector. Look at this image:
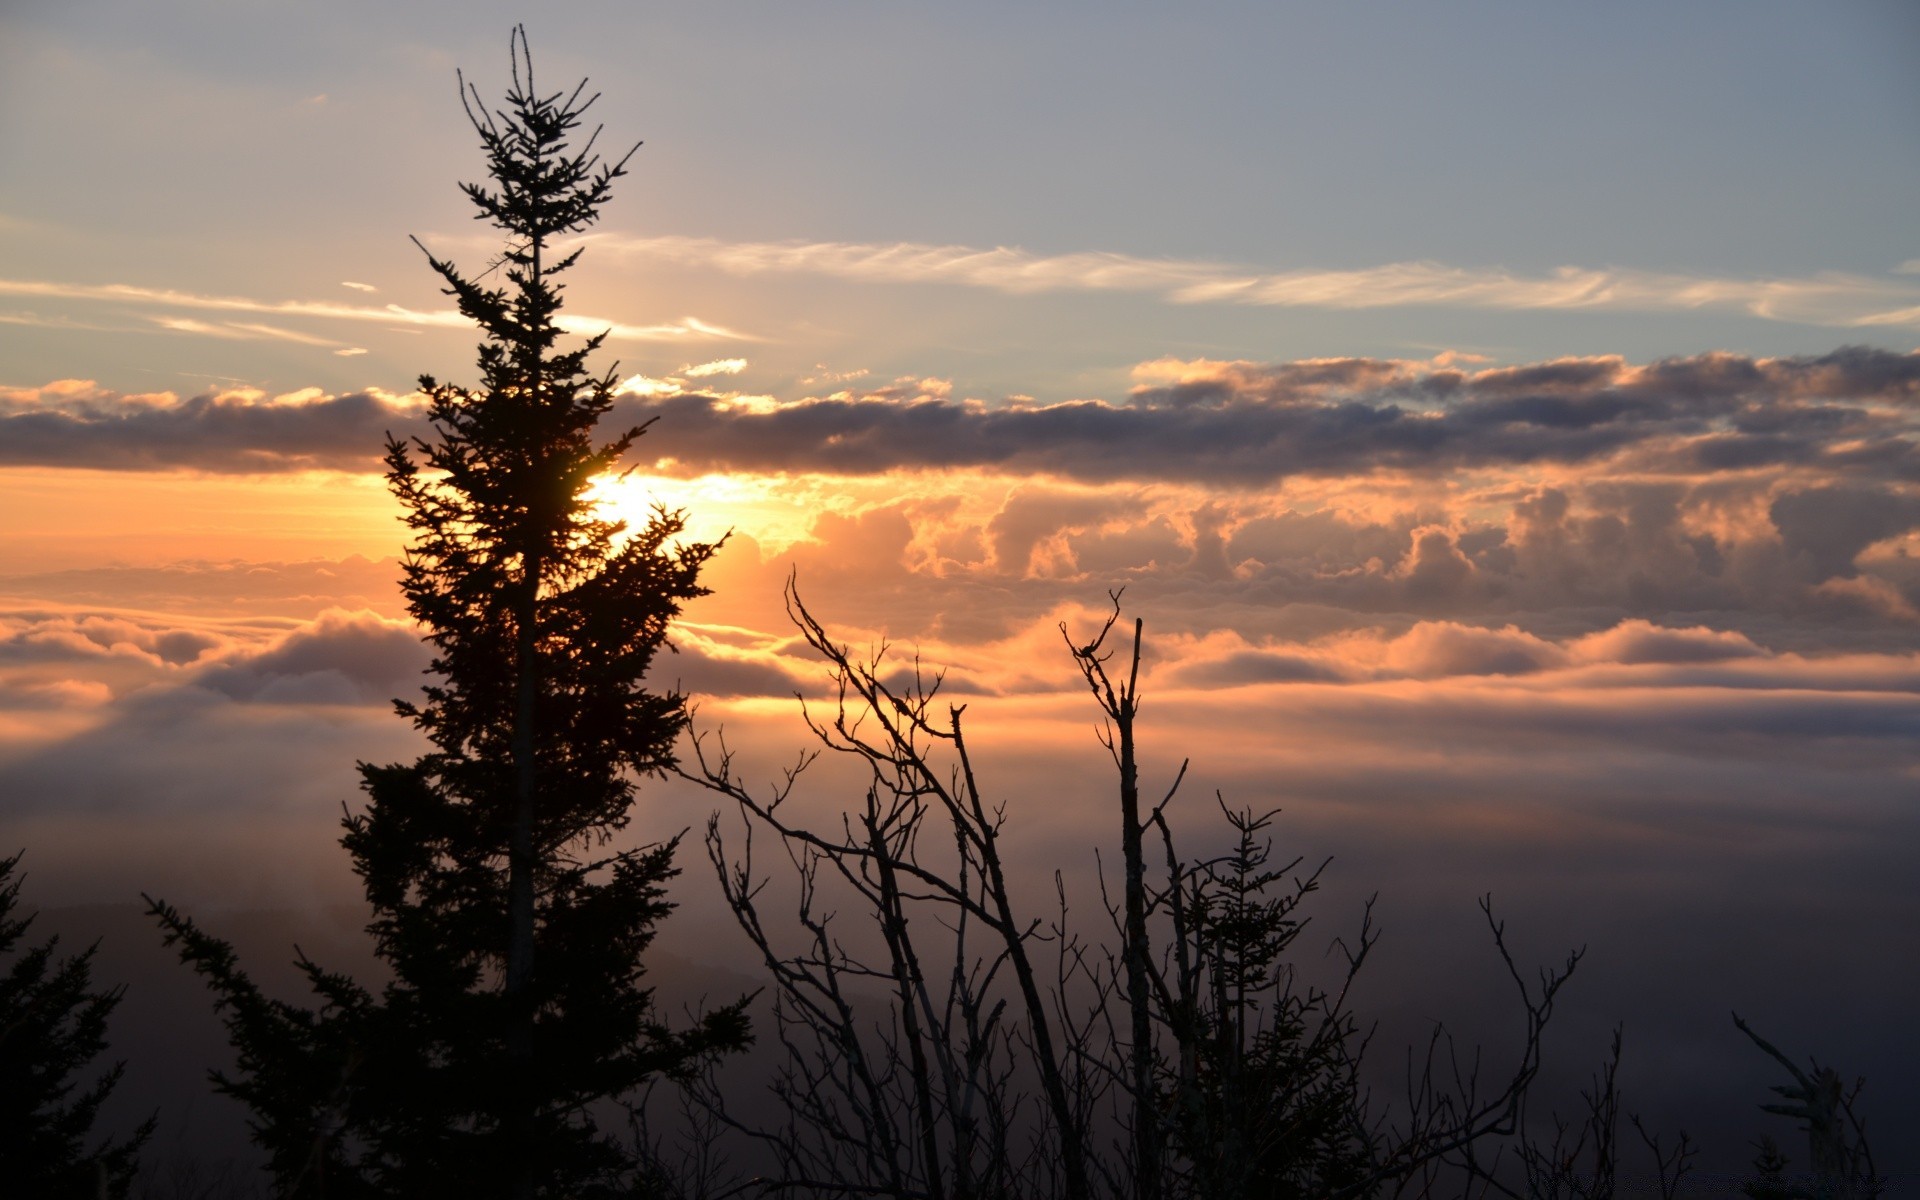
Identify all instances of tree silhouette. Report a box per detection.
[1733,1014,1882,1200]
[0,852,153,1199]
[147,28,747,1199]
[686,588,1579,1200]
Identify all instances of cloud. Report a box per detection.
[10,605,1916,1173]
[680,358,748,378]
[985,487,1134,576]
[594,346,1920,487]
[154,317,348,348]
[1148,619,1787,691]
[600,234,1920,328]
[0,610,242,671]
[1567,621,1767,665]
[17,345,1920,700]
[0,278,471,330]
[553,314,758,343]
[0,278,755,345]
[0,677,113,711]
[194,608,430,706]
[12,347,1920,485]
[0,604,273,748]
[616,359,752,400]
[675,463,1920,679]
[1378,621,1566,678]
[0,381,432,472]
[614,374,683,399]
[0,312,131,333]
[10,326,1920,1179]
[658,634,810,700]
[1768,486,1920,581]
[1161,649,1347,687]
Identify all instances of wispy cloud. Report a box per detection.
[149,316,344,348]
[553,314,758,343]
[0,312,131,333]
[0,278,756,344]
[0,278,469,330]
[600,235,1920,329]
[680,357,749,378]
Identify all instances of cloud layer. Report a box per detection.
[0,277,753,350]
[11,347,1920,484]
[599,234,1920,329]
[622,346,1920,485]
[8,345,1920,1172]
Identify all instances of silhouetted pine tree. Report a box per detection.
[1,852,152,1199]
[148,29,747,1200]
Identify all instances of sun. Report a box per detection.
[584,469,808,552]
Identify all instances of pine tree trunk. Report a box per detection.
[507,554,540,1200]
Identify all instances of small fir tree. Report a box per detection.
[0,852,153,1199]
[149,29,746,1199]
[1743,1135,1796,1200]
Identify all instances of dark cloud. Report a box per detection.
[610,346,1920,485]
[660,643,810,700]
[1768,486,1920,581]
[1067,514,1191,578]
[1397,528,1477,603]
[1569,621,1767,665]
[1162,650,1347,687]
[1382,621,1565,678]
[985,489,1133,574]
[10,347,1920,484]
[194,609,430,705]
[0,388,430,473]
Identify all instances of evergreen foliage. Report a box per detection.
[0,852,152,1199]
[1154,808,1376,1200]
[1744,1136,1796,1200]
[148,29,747,1199]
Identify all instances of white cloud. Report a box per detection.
[0,278,757,344]
[553,313,757,343]
[599,234,1920,329]
[614,373,681,398]
[148,316,345,349]
[222,321,343,348]
[680,357,749,378]
[0,312,128,333]
[0,278,469,329]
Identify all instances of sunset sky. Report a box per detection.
[4,0,1919,1176]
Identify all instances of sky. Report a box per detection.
[3,0,1920,1185]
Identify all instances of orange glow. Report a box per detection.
[0,468,400,574]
